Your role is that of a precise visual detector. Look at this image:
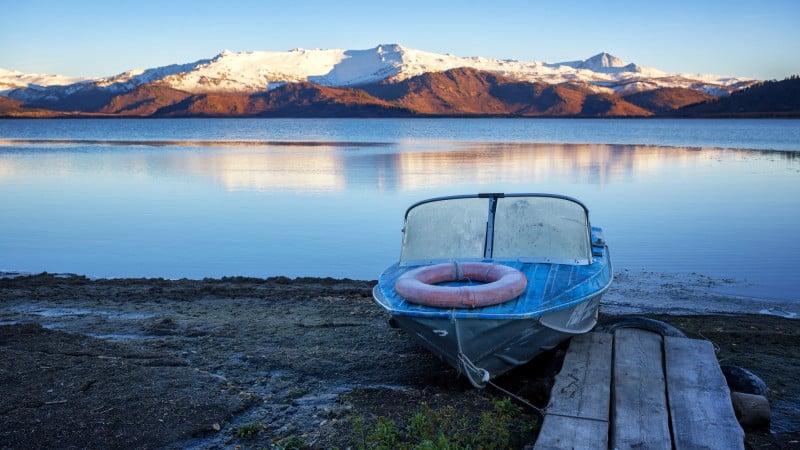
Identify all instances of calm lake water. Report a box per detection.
[1,118,799,303]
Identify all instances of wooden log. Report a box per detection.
[611,328,671,450]
[664,336,745,450]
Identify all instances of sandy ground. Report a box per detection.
[1,273,798,449]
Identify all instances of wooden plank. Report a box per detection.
[664,336,745,450]
[545,332,613,420]
[534,332,612,450]
[534,415,607,450]
[611,328,671,450]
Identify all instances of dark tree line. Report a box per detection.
[675,76,800,117]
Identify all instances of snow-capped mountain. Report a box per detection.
[558,52,645,74]
[0,67,92,89]
[1,44,755,104]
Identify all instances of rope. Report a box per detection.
[451,297,546,417]
[455,333,545,417]
[487,380,546,417]
[457,352,490,384]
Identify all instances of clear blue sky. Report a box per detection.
[2,0,798,80]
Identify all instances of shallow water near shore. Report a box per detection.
[1,118,799,311]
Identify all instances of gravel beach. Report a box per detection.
[1,273,798,449]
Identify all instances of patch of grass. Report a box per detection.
[233,421,264,440]
[272,435,308,449]
[349,397,538,449]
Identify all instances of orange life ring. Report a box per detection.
[395,261,527,308]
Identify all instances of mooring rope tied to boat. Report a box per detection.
[457,352,490,384]
[486,379,546,417]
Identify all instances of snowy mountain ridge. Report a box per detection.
[1,44,755,103]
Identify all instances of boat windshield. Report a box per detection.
[400,194,592,265]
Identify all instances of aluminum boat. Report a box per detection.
[372,193,612,387]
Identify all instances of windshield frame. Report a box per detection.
[399,193,593,266]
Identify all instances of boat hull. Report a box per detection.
[390,294,602,387]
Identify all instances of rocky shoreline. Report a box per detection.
[1,274,798,448]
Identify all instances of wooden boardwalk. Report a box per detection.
[534,329,744,450]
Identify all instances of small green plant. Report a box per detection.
[406,404,437,442]
[348,396,539,449]
[233,421,263,439]
[368,416,399,448]
[272,435,308,449]
[476,398,518,449]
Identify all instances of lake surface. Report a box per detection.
[1,118,799,303]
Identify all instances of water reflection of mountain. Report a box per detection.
[178,142,757,193]
[176,146,348,192]
[0,141,781,193]
[354,143,789,192]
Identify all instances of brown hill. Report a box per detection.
[363,68,652,116]
[153,92,258,117]
[20,87,118,112]
[249,82,412,117]
[99,84,193,116]
[364,68,515,114]
[0,96,30,115]
[151,83,411,117]
[0,96,65,117]
[622,87,716,113]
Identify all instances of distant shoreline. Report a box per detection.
[3,112,800,119]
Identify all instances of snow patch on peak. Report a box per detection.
[309,45,405,86]
[97,58,213,90]
[375,43,403,53]
[553,52,665,78]
[0,68,93,90]
[558,52,632,71]
[585,52,628,69]
[210,50,244,63]
[623,63,643,73]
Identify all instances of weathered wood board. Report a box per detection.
[534,332,612,449]
[664,336,745,450]
[534,414,608,450]
[545,332,613,420]
[611,328,672,450]
[534,327,745,450]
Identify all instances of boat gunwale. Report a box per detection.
[374,253,613,320]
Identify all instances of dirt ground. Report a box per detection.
[1,273,798,449]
